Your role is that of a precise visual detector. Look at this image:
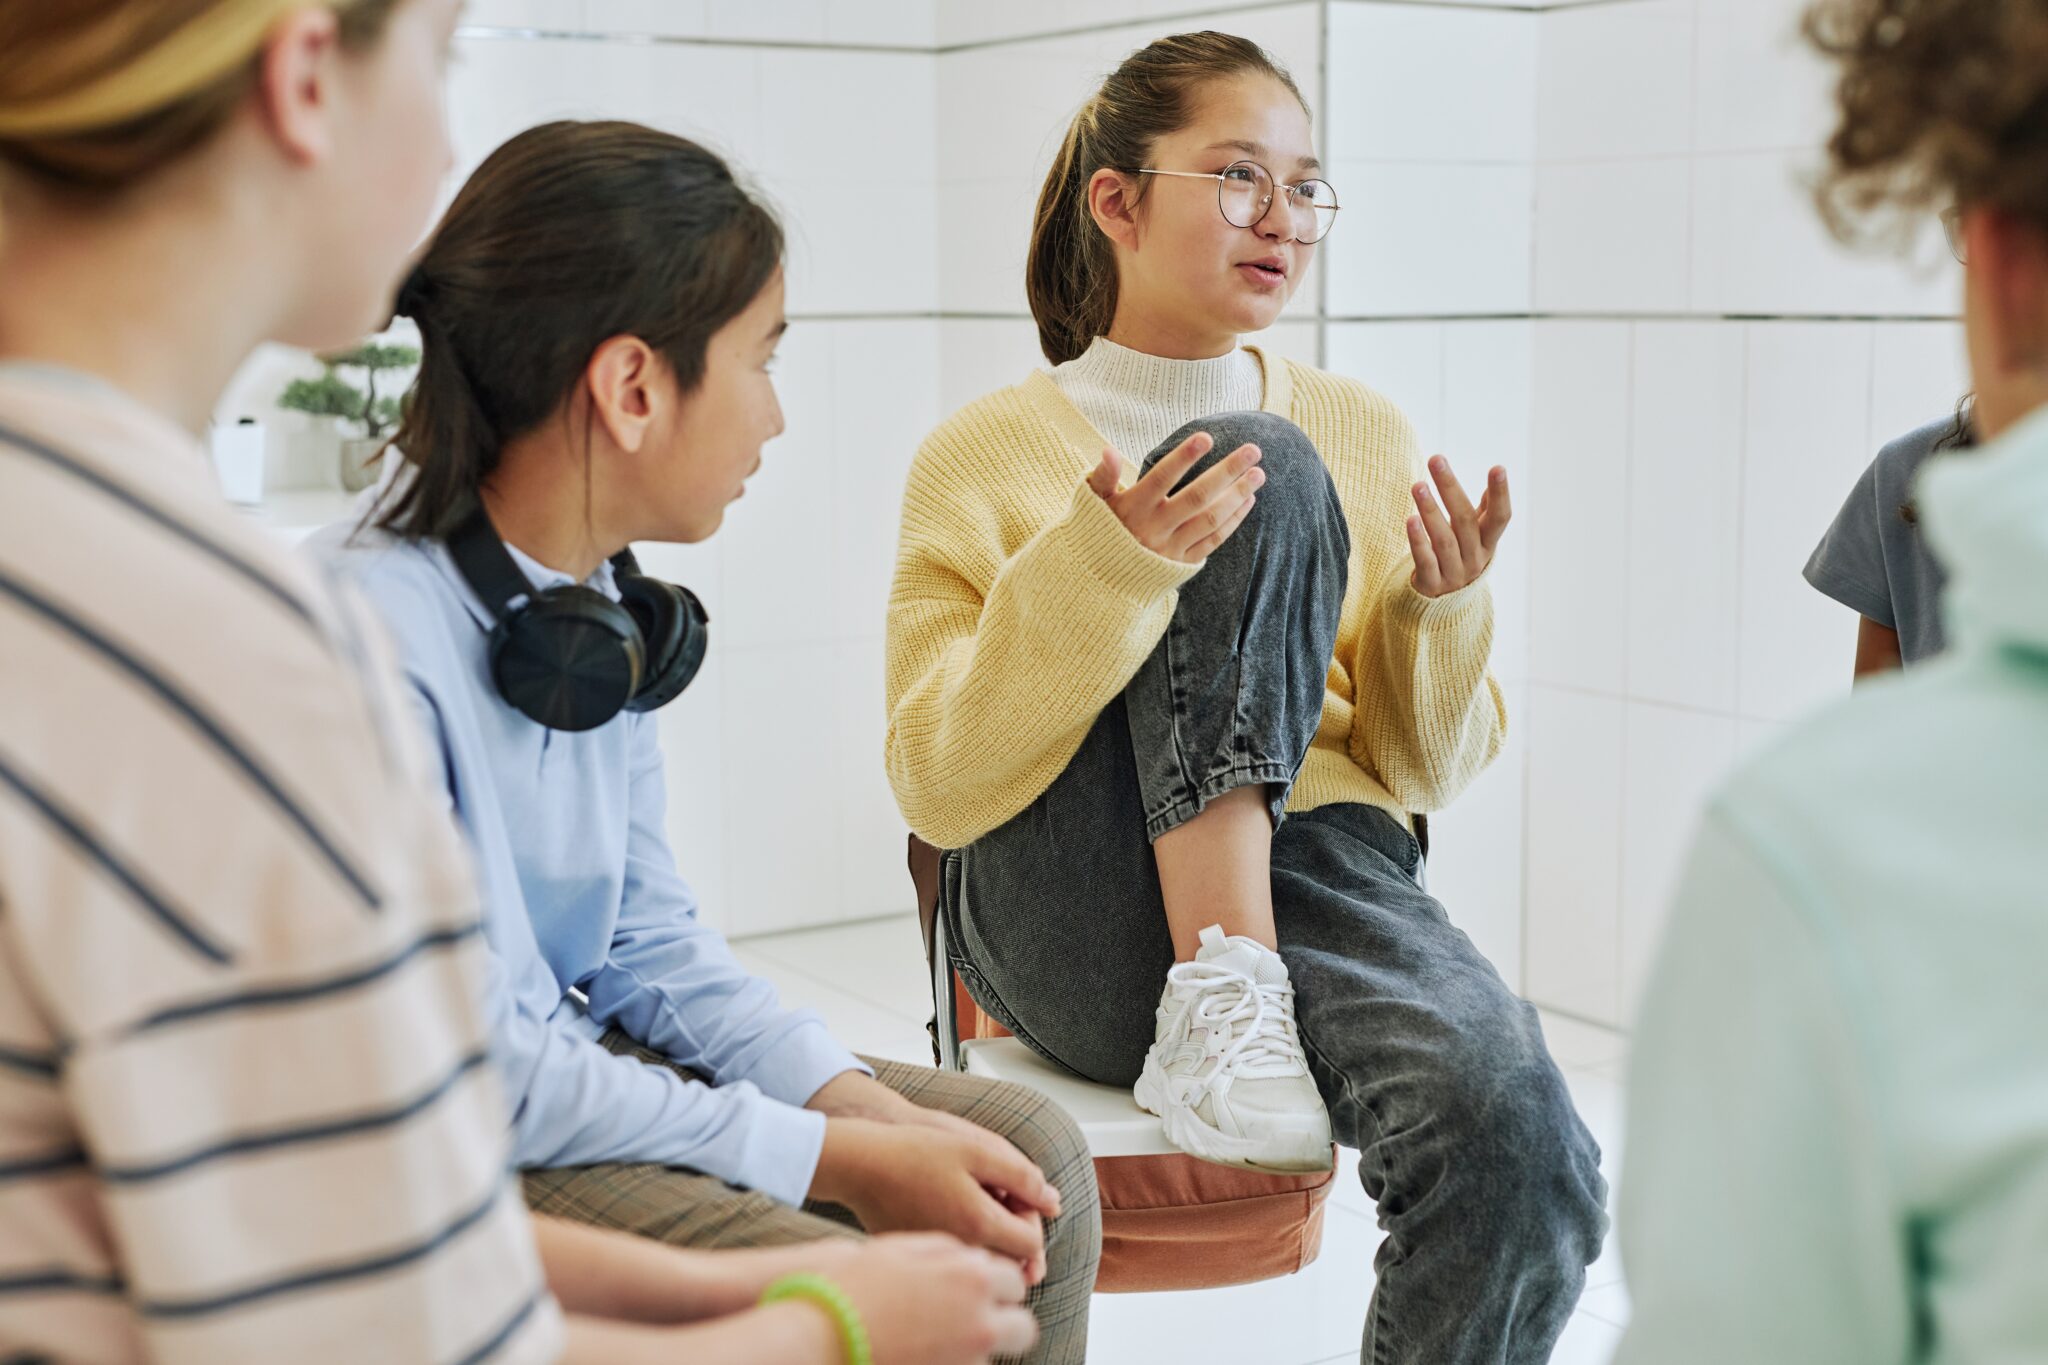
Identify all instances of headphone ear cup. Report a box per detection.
[489,591,646,732]
[617,575,707,714]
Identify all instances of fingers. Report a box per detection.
[1477,465,1513,552]
[973,1248,1030,1304]
[968,1136,1060,1219]
[1407,513,1443,597]
[969,1190,1046,1272]
[1085,448,1123,501]
[1412,479,1464,585]
[1157,443,1262,557]
[1160,441,1262,513]
[1182,491,1256,560]
[989,1305,1042,1359]
[1427,456,1484,568]
[1134,430,1215,498]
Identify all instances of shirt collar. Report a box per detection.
[442,535,624,634]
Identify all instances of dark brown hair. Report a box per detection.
[374,119,784,540]
[0,0,402,193]
[1805,0,2048,246]
[1026,31,1308,365]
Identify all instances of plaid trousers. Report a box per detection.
[522,1031,1099,1364]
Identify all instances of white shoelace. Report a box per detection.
[1165,958,1307,1078]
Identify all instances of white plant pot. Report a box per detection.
[339,435,387,494]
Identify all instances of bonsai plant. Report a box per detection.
[278,342,418,492]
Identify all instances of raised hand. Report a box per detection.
[1407,455,1512,598]
[1085,430,1265,564]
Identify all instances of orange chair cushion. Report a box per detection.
[951,977,1332,1292]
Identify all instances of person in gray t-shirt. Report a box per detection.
[1804,408,1972,676]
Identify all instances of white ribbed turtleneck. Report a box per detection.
[1049,336,1264,473]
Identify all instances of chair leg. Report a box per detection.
[931,908,964,1072]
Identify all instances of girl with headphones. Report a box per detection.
[326,119,1099,1365]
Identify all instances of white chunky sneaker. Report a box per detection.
[1133,925,1333,1173]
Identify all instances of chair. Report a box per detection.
[910,836,1335,1293]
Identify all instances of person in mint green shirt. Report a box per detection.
[1618,3,2048,1362]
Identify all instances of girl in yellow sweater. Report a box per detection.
[885,31,1606,1363]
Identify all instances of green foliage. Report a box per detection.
[276,342,421,440]
[323,342,421,373]
[278,374,364,422]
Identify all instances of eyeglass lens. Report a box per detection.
[1217,160,1339,244]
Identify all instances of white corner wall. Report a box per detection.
[227,2,1965,990]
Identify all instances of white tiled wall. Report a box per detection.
[1519,0,1969,1026]
[233,3,1969,1002]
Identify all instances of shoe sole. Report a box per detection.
[1134,1053,1334,1175]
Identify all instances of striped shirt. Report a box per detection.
[0,367,562,1363]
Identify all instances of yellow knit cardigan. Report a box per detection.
[884,347,1506,851]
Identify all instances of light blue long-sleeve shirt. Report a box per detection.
[1617,404,2048,1363]
[320,530,868,1207]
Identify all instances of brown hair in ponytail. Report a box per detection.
[376,119,784,541]
[1026,31,1308,365]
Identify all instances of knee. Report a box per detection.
[1147,411,1329,508]
[982,1078,1102,1257]
[1436,1051,1609,1258]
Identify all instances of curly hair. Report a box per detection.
[1805,0,2048,247]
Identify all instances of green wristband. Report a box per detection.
[760,1272,873,1365]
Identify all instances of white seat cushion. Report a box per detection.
[961,1037,1178,1158]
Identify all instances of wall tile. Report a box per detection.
[1328,162,1534,316]
[1424,681,1529,995]
[935,46,1084,182]
[1443,322,1535,684]
[1534,159,1691,313]
[938,319,1047,416]
[579,1,709,37]
[1524,685,1625,1026]
[1737,322,1871,721]
[830,322,943,635]
[1536,0,1693,163]
[1693,0,1835,155]
[937,176,1037,315]
[1327,5,1538,164]
[1690,151,1961,317]
[707,0,829,43]
[1324,322,1446,452]
[1618,702,1738,1020]
[650,650,729,933]
[1870,322,1971,453]
[830,637,914,922]
[1528,322,1630,694]
[720,325,837,650]
[1626,322,1744,712]
[759,49,936,183]
[764,172,941,315]
[722,646,844,935]
[463,0,589,31]
[826,0,938,47]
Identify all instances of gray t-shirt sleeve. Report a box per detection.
[1803,417,1954,663]
[1804,454,1897,627]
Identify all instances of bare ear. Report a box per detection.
[584,335,661,454]
[253,7,344,165]
[1087,168,1142,251]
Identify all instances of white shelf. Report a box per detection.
[236,488,363,545]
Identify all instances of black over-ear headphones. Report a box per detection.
[446,500,709,732]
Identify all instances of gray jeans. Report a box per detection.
[940,411,1609,1364]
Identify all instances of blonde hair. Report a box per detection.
[1027,31,1308,365]
[0,0,401,191]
